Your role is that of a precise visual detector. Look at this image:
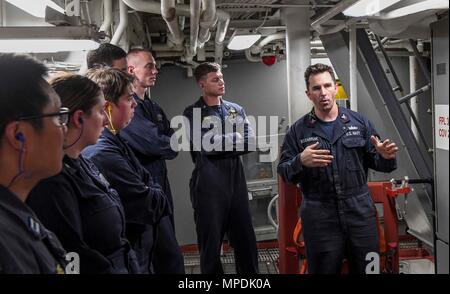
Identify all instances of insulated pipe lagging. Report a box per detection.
[188,0,201,59]
[99,0,112,34]
[245,49,261,63]
[110,0,128,45]
[122,0,230,63]
[161,0,184,45]
[122,0,173,14]
[250,32,286,55]
[214,11,230,64]
[123,0,185,46]
[311,0,359,32]
[198,0,217,46]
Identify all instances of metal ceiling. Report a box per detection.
[216,0,279,20]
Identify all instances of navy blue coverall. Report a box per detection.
[120,93,184,273]
[83,128,170,274]
[27,155,139,274]
[0,186,67,274]
[183,97,259,274]
[278,107,397,274]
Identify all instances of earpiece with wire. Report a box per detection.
[106,105,116,134]
[15,132,25,143]
[7,132,26,188]
[63,114,84,150]
[15,133,25,175]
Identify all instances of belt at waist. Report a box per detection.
[303,185,369,202]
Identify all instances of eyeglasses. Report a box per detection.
[18,107,71,127]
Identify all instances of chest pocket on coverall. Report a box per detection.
[302,138,329,192]
[341,135,366,189]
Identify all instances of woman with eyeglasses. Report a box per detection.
[82,67,170,274]
[27,73,140,274]
[0,53,67,274]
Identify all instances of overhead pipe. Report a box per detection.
[123,0,172,14]
[160,50,216,59]
[154,51,184,58]
[177,0,186,30]
[246,37,324,64]
[161,0,184,46]
[250,32,286,55]
[369,40,427,56]
[310,0,359,34]
[214,10,230,64]
[122,0,230,64]
[198,0,217,48]
[217,3,333,8]
[375,38,415,52]
[99,0,113,35]
[373,36,389,50]
[123,0,190,16]
[180,56,200,68]
[245,49,261,63]
[111,0,128,45]
[123,0,185,47]
[315,17,363,35]
[215,11,230,45]
[187,0,201,61]
[152,43,184,51]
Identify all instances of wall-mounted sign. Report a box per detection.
[435,104,449,151]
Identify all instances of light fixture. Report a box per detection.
[227,30,262,51]
[343,0,402,17]
[0,26,102,53]
[4,0,65,18]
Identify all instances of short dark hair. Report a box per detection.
[0,53,50,138]
[49,73,102,125]
[85,67,132,105]
[194,62,221,82]
[86,43,127,69]
[304,63,336,89]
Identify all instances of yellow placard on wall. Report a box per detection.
[336,80,348,100]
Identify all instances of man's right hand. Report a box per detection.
[300,142,334,168]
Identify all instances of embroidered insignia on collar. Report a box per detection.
[28,216,41,238]
[340,113,349,122]
[306,108,317,127]
[229,107,238,119]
